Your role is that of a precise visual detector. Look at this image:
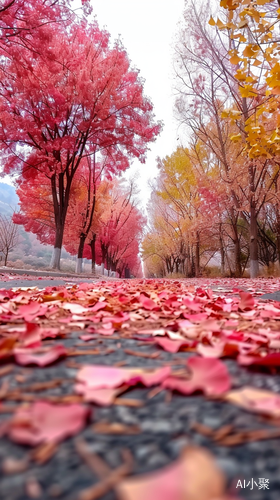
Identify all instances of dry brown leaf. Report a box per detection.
[92,421,141,435]
[77,445,132,500]
[191,422,215,438]
[75,437,111,478]
[25,476,43,499]
[123,349,160,359]
[113,398,144,408]
[0,365,13,377]
[2,456,30,474]
[31,441,58,464]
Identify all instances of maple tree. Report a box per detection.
[0,7,161,270]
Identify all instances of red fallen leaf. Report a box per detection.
[14,344,67,366]
[182,299,203,312]
[19,322,42,347]
[162,357,231,396]
[6,401,89,445]
[239,291,255,311]
[155,337,192,353]
[238,352,280,367]
[139,294,158,310]
[0,337,17,360]
[116,446,237,500]
[76,365,171,392]
[17,303,48,322]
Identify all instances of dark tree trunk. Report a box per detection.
[90,234,96,274]
[76,234,86,273]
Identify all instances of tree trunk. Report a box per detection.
[76,234,86,274]
[219,225,225,276]
[4,251,8,266]
[90,234,96,274]
[234,237,242,278]
[195,231,200,277]
[250,197,259,278]
[50,225,64,270]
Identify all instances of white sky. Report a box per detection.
[89,0,185,207]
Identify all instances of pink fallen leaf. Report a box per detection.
[19,322,42,347]
[76,365,171,393]
[91,301,107,312]
[14,344,67,366]
[239,292,255,311]
[17,302,48,322]
[196,342,225,358]
[162,357,231,396]
[224,386,280,418]
[40,327,61,339]
[62,303,88,314]
[155,337,192,354]
[7,402,89,445]
[139,294,158,310]
[183,313,208,322]
[79,334,96,342]
[75,385,123,405]
[116,445,235,500]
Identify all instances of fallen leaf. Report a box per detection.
[92,421,140,434]
[116,446,229,500]
[76,365,170,392]
[224,386,280,418]
[162,357,231,396]
[238,352,280,367]
[155,337,192,353]
[6,401,89,445]
[14,344,67,366]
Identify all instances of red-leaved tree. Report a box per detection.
[0,8,161,269]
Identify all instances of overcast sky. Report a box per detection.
[89,0,185,206]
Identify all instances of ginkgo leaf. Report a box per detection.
[229,54,241,65]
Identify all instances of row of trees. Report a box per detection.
[143,0,280,279]
[14,172,145,277]
[0,0,160,272]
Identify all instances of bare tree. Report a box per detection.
[0,214,19,266]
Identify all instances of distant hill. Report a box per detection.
[0,183,19,215]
